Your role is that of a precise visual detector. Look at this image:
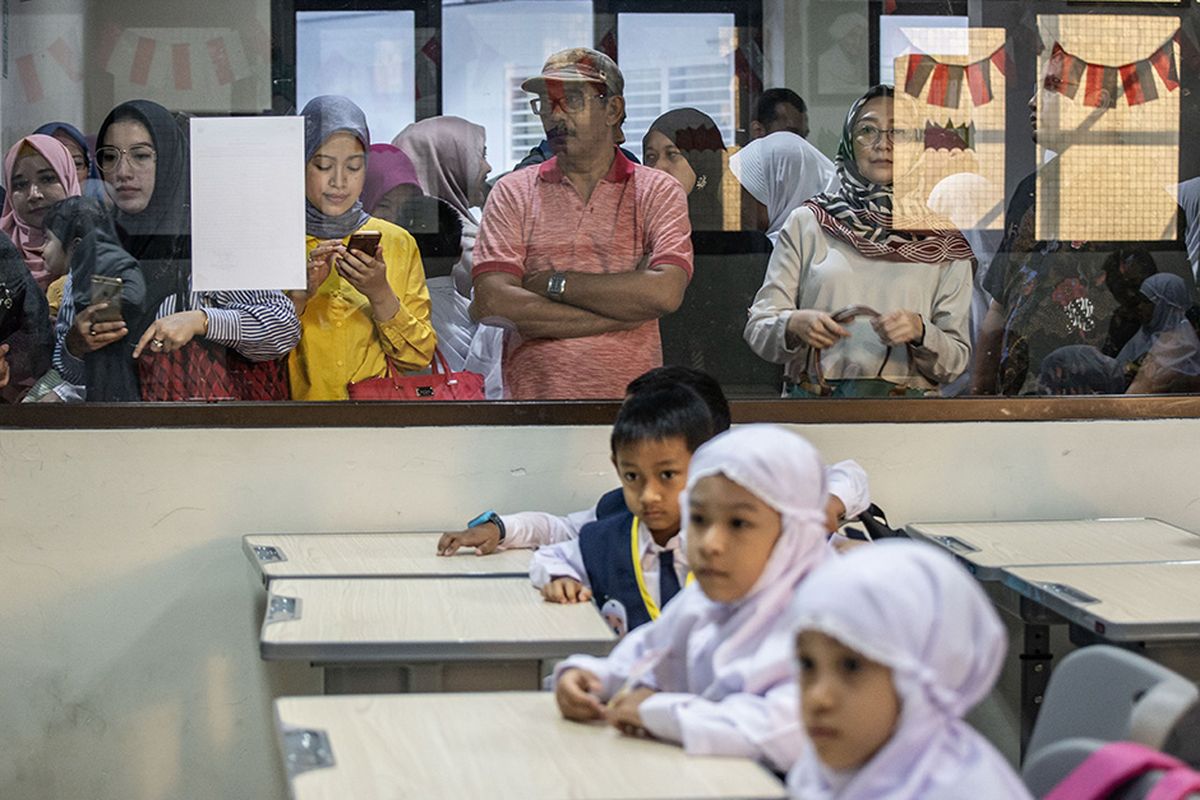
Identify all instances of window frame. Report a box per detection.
[3,395,1199,429]
[868,0,969,87]
[4,0,1176,427]
[272,0,442,116]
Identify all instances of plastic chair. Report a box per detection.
[1025,645,1199,762]
[1023,738,1164,799]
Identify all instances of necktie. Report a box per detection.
[659,550,682,607]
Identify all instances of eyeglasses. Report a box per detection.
[96,144,157,174]
[852,124,916,146]
[529,92,608,117]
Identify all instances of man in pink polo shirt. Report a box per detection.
[472,48,694,400]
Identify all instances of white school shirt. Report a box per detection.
[555,584,805,773]
[499,460,871,550]
[529,519,689,612]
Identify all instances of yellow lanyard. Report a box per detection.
[630,515,693,621]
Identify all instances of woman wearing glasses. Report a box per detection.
[54,99,299,401]
[1,133,80,290]
[744,85,973,398]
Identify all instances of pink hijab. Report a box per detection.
[392,116,486,225]
[2,134,81,289]
[361,144,422,213]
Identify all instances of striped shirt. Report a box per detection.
[54,275,300,388]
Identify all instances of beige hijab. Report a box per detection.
[392,116,486,225]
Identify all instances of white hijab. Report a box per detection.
[558,425,833,770]
[1116,273,1200,376]
[730,132,835,244]
[786,540,1031,800]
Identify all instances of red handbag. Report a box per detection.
[137,338,290,401]
[347,350,485,401]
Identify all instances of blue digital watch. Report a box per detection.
[466,510,505,542]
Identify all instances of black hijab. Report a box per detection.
[645,108,728,232]
[46,197,147,401]
[96,100,191,321]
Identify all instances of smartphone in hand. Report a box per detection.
[346,230,382,257]
[90,276,124,323]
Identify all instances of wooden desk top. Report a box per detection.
[1002,562,1200,641]
[905,518,1200,579]
[274,692,787,800]
[243,532,532,584]
[261,577,616,662]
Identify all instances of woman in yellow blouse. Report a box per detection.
[289,95,436,400]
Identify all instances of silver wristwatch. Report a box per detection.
[547,272,567,302]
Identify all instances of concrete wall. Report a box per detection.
[2,418,1199,799]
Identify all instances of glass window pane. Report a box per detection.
[296,11,415,141]
[878,14,968,85]
[617,12,737,163]
[443,0,593,170]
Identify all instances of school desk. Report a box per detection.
[260,577,616,693]
[906,517,1200,756]
[1002,562,1200,644]
[274,692,788,800]
[242,532,532,586]
[905,518,1200,580]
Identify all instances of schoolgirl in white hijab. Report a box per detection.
[786,540,1031,800]
[553,424,832,772]
[730,132,835,245]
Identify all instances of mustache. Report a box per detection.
[545,125,571,139]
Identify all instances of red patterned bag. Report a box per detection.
[347,350,484,401]
[137,338,290,401]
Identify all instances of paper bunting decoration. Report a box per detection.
[924,119,976,152]
[904,46,1007,107]
[1043,36,1179,108]
[12,21,271,103]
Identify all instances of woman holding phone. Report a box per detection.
[56,99,300,402]
[289,95,435,401]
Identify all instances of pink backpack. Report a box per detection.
[1046,742,1200,800]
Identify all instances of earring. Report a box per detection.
[695,174,708,190]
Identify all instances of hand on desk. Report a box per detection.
[556,667,605,721]
[542,577,592,604]
[436,522,501,556]
[607,686,657,738]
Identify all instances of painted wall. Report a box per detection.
[1,418,1199,799]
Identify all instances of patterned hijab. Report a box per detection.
[302,95,372,239]
[803,85,973,265]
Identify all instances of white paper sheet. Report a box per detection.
[190,117,306,291]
